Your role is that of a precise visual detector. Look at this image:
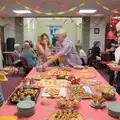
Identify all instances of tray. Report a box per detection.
[42,88,66,98]
[68,85,94,100]
[8,88,40,104]
[38,80,70,88]
[47,110,85,120]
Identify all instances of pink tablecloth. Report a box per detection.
[0,67,120,120]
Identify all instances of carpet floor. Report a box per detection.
[1,73,24,100]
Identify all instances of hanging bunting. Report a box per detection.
[24,18,34,28]
[0,0,8,13]
[96,0,120,14]
[3,18,16,29]
[33,1,47,10]
[56,0,88,16]
[16,0,88,16]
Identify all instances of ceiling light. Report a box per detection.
[13,10,32,14]
[113,16,120,19]
[79,9,97,13]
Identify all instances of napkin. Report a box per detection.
[0,116,17,120]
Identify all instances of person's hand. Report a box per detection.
[107,63,116,71]
[110,47,115,52]
[43,62,48,69]
[43,40,48,47]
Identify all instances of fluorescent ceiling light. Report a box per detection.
[79,9,97,13]
[113,16,120,19]
[13,10,32,14]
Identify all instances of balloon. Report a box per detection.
[107,31,115,39]
[111,19,119,27]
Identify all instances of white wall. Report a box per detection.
[3,18,15,43]
[0,17,15,43]
[23,18,82,45]
[89,17,106,50]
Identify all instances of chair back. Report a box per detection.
[20,56,28,68]
[10,53,15,63]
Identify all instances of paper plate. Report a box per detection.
[108,102,120,118]
[17,100,35,117]
[0,116,18,120]
[90,101,106,109]
[17,100,35,109]
[0,74,8,82]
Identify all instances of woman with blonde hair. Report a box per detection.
[37,33,51,63]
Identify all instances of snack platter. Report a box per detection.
[38,80,70,88]
[90,94,106,109]
[79,73,96,79]
[69,85,94,100]
[2,67,18,72]
[56,96,79,109]
[8,88,40,104]
[48,109,85,120]
[42,88,66,97]
[32,74,51,80]
[82,79,101,86]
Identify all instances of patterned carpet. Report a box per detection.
[1,73,24,100]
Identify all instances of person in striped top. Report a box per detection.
[0,84,4,106]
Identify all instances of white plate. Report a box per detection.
[74,65,84,69]
[90,101,106,109]
[42,88,66,97]
[83,85,94,94]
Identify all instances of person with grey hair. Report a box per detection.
[21,42,37,67]
[43,29,82,68]
[12,44,21,65]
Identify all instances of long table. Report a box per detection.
[0,67,120,120]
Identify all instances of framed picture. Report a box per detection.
[94,28,100,34]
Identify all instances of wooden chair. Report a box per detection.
[19,56,32,76]
[87,48,101,69]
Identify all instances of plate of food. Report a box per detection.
[47,109,85,120]
[8,88,40,104]
[61,66,72,71]
[0,71,8,75]
[79,69,89,73]
[42,88,66,98]
[80,73,96,79]
[101,86,115,100]
[32,74,51,80]
[90,94,106,109]
[68,85,94,101]
[56,71,68,79]
[65,75,81,84]
[56,96,79,108]
[3,67,18,72]
[82,79,101,86]
[31,76,41,81]
[74,65,84,69]
[38,80,70,88]
[90,100,106,109]
[48,68,59,76]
